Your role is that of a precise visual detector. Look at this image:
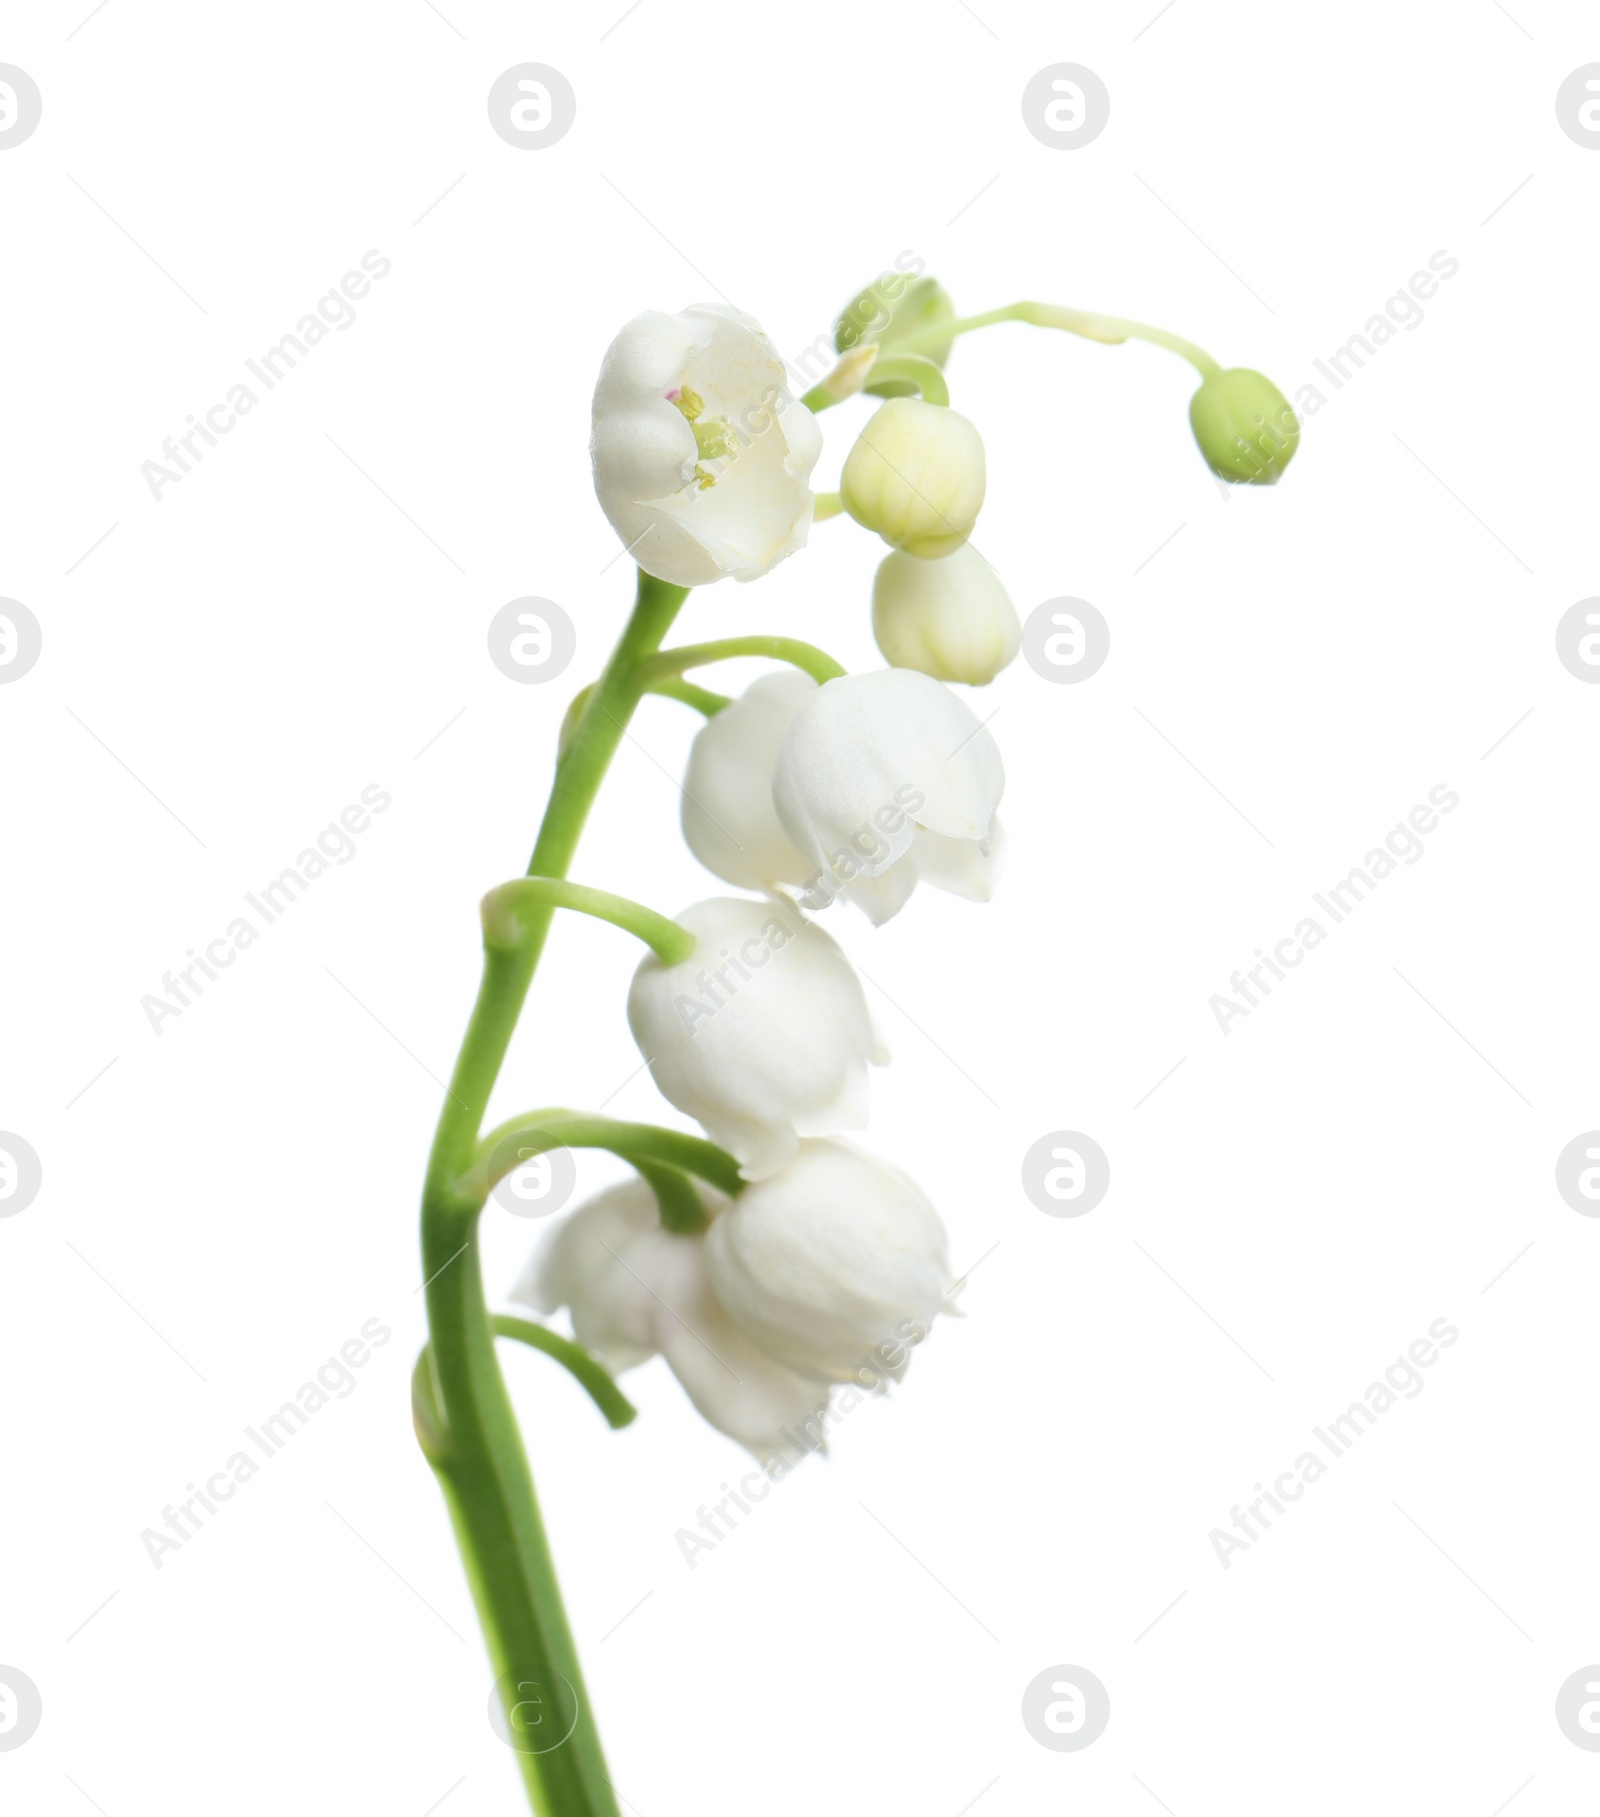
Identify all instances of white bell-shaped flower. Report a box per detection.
[621,1224,834,1466]
[835,820,1008,927]
[681,671,817,891]
[872,544,1021,685]
[705,1139,952,1383]
[514,1181,831,1465]
[591,304,823,587]
[840,398,986,558]
[772,668,1005,919]
[512,1179,664,1373]
[627,896,880,1181]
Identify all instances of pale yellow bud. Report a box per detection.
[872,544,1020,685]
[840,399,986,558]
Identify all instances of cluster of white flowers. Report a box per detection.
[519,299,1020,1467]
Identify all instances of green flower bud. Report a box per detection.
[840,399,986,559]
[1188,367,1300,484]
[835,276,956,397]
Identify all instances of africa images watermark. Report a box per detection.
[781,248,927,393]
[1209,784,1459,1034]
[140,250,393,501]
[141,784,390,1034]
[1300,248,1461,406]
[139,1318,393,1569]
[1209,1317,1460,1570]
[791,784,928,914]
[674,1317,930,1569]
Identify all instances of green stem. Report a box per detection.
[470,1111,719,1234]
[481,877,695,966]
[803,354,948,411]
[865,353,950,405]
[638,635,847,688]
[574,674,730,728]
[491,1318,638,1430]
[813,491,845,522]
[468,1110,745,1203]
[646,675,729,716]
[629,1161,709,1235]
[891,299,1223,379]
[418,568,688,1817]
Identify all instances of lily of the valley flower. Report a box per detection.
[680,671,819,892]
[516,1178,662,1373]
[626,895,881,1181]
[677,670,1007,924]
[591,304,823,586]
[840,397,986,557]
[515,1141,951,1462]
[872,543,1021,685]
[705,1138,952,1383]
[513,1179,830,1464]
[772,668,1005,921]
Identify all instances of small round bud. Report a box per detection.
[872,544,1020,685]
[1189,367,1300,485]
[836,276,956,397]
[840,399,986,559]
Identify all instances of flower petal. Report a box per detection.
[591,305,821,586]
[626,897,880,1181]
[705,1138,952,1382]
[681,671,817,891]
[909,818,1007,903]
[511,1179,665,1374]
[626,1227,835,1465]
[773,669,1004,881]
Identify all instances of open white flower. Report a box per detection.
[681,671,818,891]
[872,544,1021,685]
[591,304,823,587]
[626,896,881,1181]
[705,1139,952,1383]
[514,1181,830,1465]
[772,668,1005,921]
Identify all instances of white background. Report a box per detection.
[3,2,1598,1812]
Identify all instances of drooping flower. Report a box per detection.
[704,1139,952,1383]
[771,668,1005,922]
[513,1179,830,1464]
[872,543,1021,684]
[626,895,881,1181]
[516,1142,952,1460]
[680,671,818,892]
[839,398,986,557]
[591,304,823,586]
[517,1179,661,1373]
[676,670,1006,923]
